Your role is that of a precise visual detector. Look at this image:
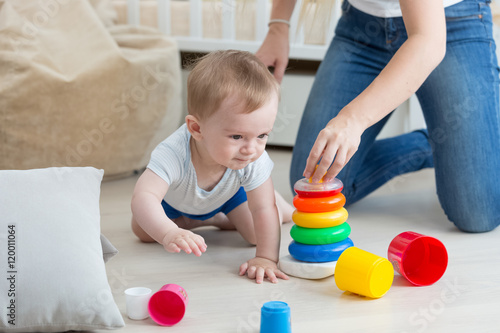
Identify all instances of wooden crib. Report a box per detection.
[114,0,340,60]
[112,0,425,146]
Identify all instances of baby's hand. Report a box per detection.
[239,257,289,284]
[161,228,207,256]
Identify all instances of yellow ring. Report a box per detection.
[292,207,348,228]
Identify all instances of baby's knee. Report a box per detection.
[131,218,156,242]
[244,235,257,246]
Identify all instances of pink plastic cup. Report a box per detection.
[388,231,448,286]
[148,284,188,326]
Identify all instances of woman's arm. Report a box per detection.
[255,0,297,82]
[306,0,447,182]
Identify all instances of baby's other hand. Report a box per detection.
[162,228,207,256]
[239,257,289,284]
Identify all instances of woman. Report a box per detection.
[257,0,500,232]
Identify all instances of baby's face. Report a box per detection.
[199,93,278,170]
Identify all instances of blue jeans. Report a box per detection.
[290,0,500,232]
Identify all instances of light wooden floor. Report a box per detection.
[97,148,500,333]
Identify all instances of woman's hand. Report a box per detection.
[255,23,290,83]
[303,112,365,183]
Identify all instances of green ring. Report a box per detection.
[290,222,351,245]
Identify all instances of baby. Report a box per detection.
[131,50,293,284]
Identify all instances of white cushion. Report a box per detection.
[0,167,125,332]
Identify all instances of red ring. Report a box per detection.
[294,187,343,198]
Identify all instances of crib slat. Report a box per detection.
[190,0,203,38]
[326,0,341,45]
[290,0,305,46]
[222,0,236,40]
[175,37,327,60]
[255,0,269,41]
[127,0,140,26]
[168,0,330,61]
[157,0,172,35]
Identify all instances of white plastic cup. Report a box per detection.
[124,287,152,320]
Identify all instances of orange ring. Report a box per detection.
[293,193,346,213]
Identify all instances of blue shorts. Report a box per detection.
[161,187,247,221]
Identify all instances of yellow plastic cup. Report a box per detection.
[334,247,394,298]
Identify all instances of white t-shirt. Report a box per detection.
[349,0,463,18]
[147,124,274,215]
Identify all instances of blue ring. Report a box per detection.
[288,238,354,263]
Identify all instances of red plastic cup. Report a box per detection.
[388,231,448,286]
[148,284,188,326]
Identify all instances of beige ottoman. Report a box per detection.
[0,0,182,179]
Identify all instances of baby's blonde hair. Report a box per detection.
[187,50,280,120]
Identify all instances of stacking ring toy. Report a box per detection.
[293,178,343,198]
[292,207,348,228]
[290,222,351,245]
[288,238,354,263]
[293,193,346,213]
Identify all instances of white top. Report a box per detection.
[349,0,463,18]
[147,124,274,215]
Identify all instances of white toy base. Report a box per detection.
[278,255,337,280]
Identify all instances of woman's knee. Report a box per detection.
[443,205,499,233]
[451,217,498,233]
[437,176,500,233]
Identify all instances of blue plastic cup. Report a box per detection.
[260,301,291,333]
